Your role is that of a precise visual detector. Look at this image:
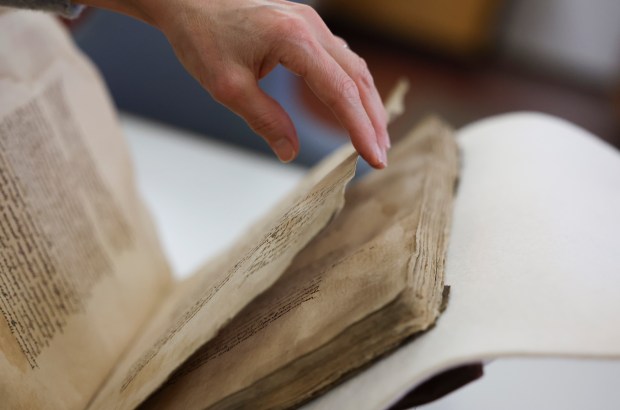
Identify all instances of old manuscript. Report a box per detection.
[4,8,620,410]
[0,10,457,410]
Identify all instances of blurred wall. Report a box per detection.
[501,0,620,90]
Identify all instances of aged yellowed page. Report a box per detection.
[88,133,357,409]
[87,77,416,409]
[0,10,172,410]
[137,117,458,409]
[88,77,415,410]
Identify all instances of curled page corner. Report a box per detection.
[385,78,410,123]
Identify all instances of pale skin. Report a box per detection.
[76,0,390,168]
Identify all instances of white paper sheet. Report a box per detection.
[304,112,620,409]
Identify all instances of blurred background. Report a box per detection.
[69,0,620,166]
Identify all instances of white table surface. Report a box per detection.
[121,114,305,278]
[121,114,620,410]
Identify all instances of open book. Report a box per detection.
[2,11,620,410]
[1,10,456,409]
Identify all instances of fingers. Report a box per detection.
[278,34,387,168]
[192,2,388,168]
[327,39,391,151]
[209,68,299,163]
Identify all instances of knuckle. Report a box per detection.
[295,3,320,20]
[249,111,283,138]
[290,23,314,46]
[274,15,305,39]
[358,56,369,71]
[331,76,359,107]
[279,30,320,75]
[334,35,347,47]
[354,57,374,88]
[210,73,245,104]
[272,14,294,35]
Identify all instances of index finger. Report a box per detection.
[278,36,387,168]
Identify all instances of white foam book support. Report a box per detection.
[305,112,620,409]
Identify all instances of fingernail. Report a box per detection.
[381,147,388,167]
[374,143,387,168]
[274,138,295,163]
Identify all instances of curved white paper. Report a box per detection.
[304,112,620,409]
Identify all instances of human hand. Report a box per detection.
[78,0,389,167]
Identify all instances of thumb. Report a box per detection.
[209,68,299,163]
